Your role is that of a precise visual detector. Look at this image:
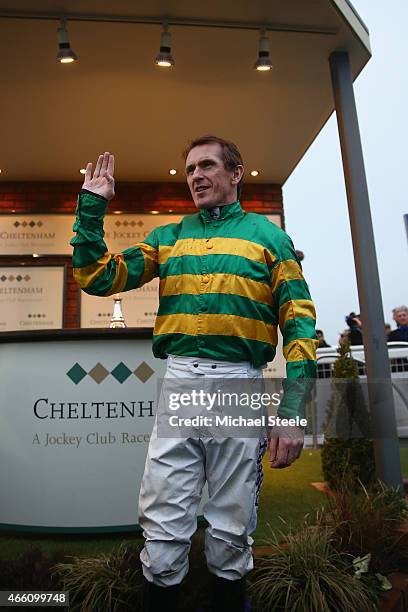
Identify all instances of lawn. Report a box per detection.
[1,448,407,560]
[254,447,325,542]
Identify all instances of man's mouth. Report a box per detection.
[195,185,210,193]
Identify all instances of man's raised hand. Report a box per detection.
[82,152,115,201]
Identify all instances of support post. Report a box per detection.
[329,51,403,490]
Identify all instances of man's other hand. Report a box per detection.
[82,152,115,201]
[268,425,304,469]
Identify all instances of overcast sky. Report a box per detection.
[283,0,407,345]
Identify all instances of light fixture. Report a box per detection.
[113,211,122,215]
[254,29,273,71]
[250,170,260,177]
[0,169,2,173]
[155,24,175,67]
[56,18,78,63]
[169,169,177,175]
[79,168,86,174]
[32,253,40,258]
[151,210,159,215]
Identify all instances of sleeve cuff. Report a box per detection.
[70,191,109,243]
[80,188,108,202]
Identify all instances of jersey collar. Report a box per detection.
[199,200,244,222]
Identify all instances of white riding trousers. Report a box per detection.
[138,354,268,586]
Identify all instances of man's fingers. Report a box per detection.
[94,154,103,178]
[269,437,278,462]
[286,449,299,465]
[107,154,115,178]
[104,172,114,184]
[84,162,93,182]
[276,441,290,467]
[270,438,303,469]
[271,448,289,468]
[100,151,110,176]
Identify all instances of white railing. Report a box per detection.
[304,342,408,446]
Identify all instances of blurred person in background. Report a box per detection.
[338,329,350,347]
[316,329,330,348]
[346,312,363,346]
[388,306,408,342]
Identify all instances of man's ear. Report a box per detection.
[231,164,244,185]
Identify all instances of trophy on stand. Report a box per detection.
[110,294,126,328]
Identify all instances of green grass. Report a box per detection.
[400,446,408,475]
[253,448,325,543]
[0,532,145,562]
[1,448,407,561]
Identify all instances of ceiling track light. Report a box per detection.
[254,28,273,72]
[155,23,175,67]
[56,18,78,63]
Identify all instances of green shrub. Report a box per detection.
[321,438,376,490]
[53,543,143,612]
[321,480,408,575]
[321,341,376,490]
[249,523,378,611]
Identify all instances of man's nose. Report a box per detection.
[192,166,204,180]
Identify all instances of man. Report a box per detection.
[346,312,363,346]
[316,329,330,348]
[70,137,317,611]
[388,305,408,342]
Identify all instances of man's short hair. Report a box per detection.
[393,305,408,315]
[182,135,244,198]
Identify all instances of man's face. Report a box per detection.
[185,143,242,209]
[395,311,408,326]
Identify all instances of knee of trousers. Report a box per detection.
[205,531,253,580]
[140,540,190,587]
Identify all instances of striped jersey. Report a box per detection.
[71,191,317,416]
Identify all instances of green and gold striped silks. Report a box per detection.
[70,192,318,417]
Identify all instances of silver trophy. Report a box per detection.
[110,294,126,328]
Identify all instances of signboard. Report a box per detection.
[0,215,75,255]
[0,266,65,332]
[0,213,182,256]
[0,338,166,531]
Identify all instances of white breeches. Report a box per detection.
[138,354,268,587]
